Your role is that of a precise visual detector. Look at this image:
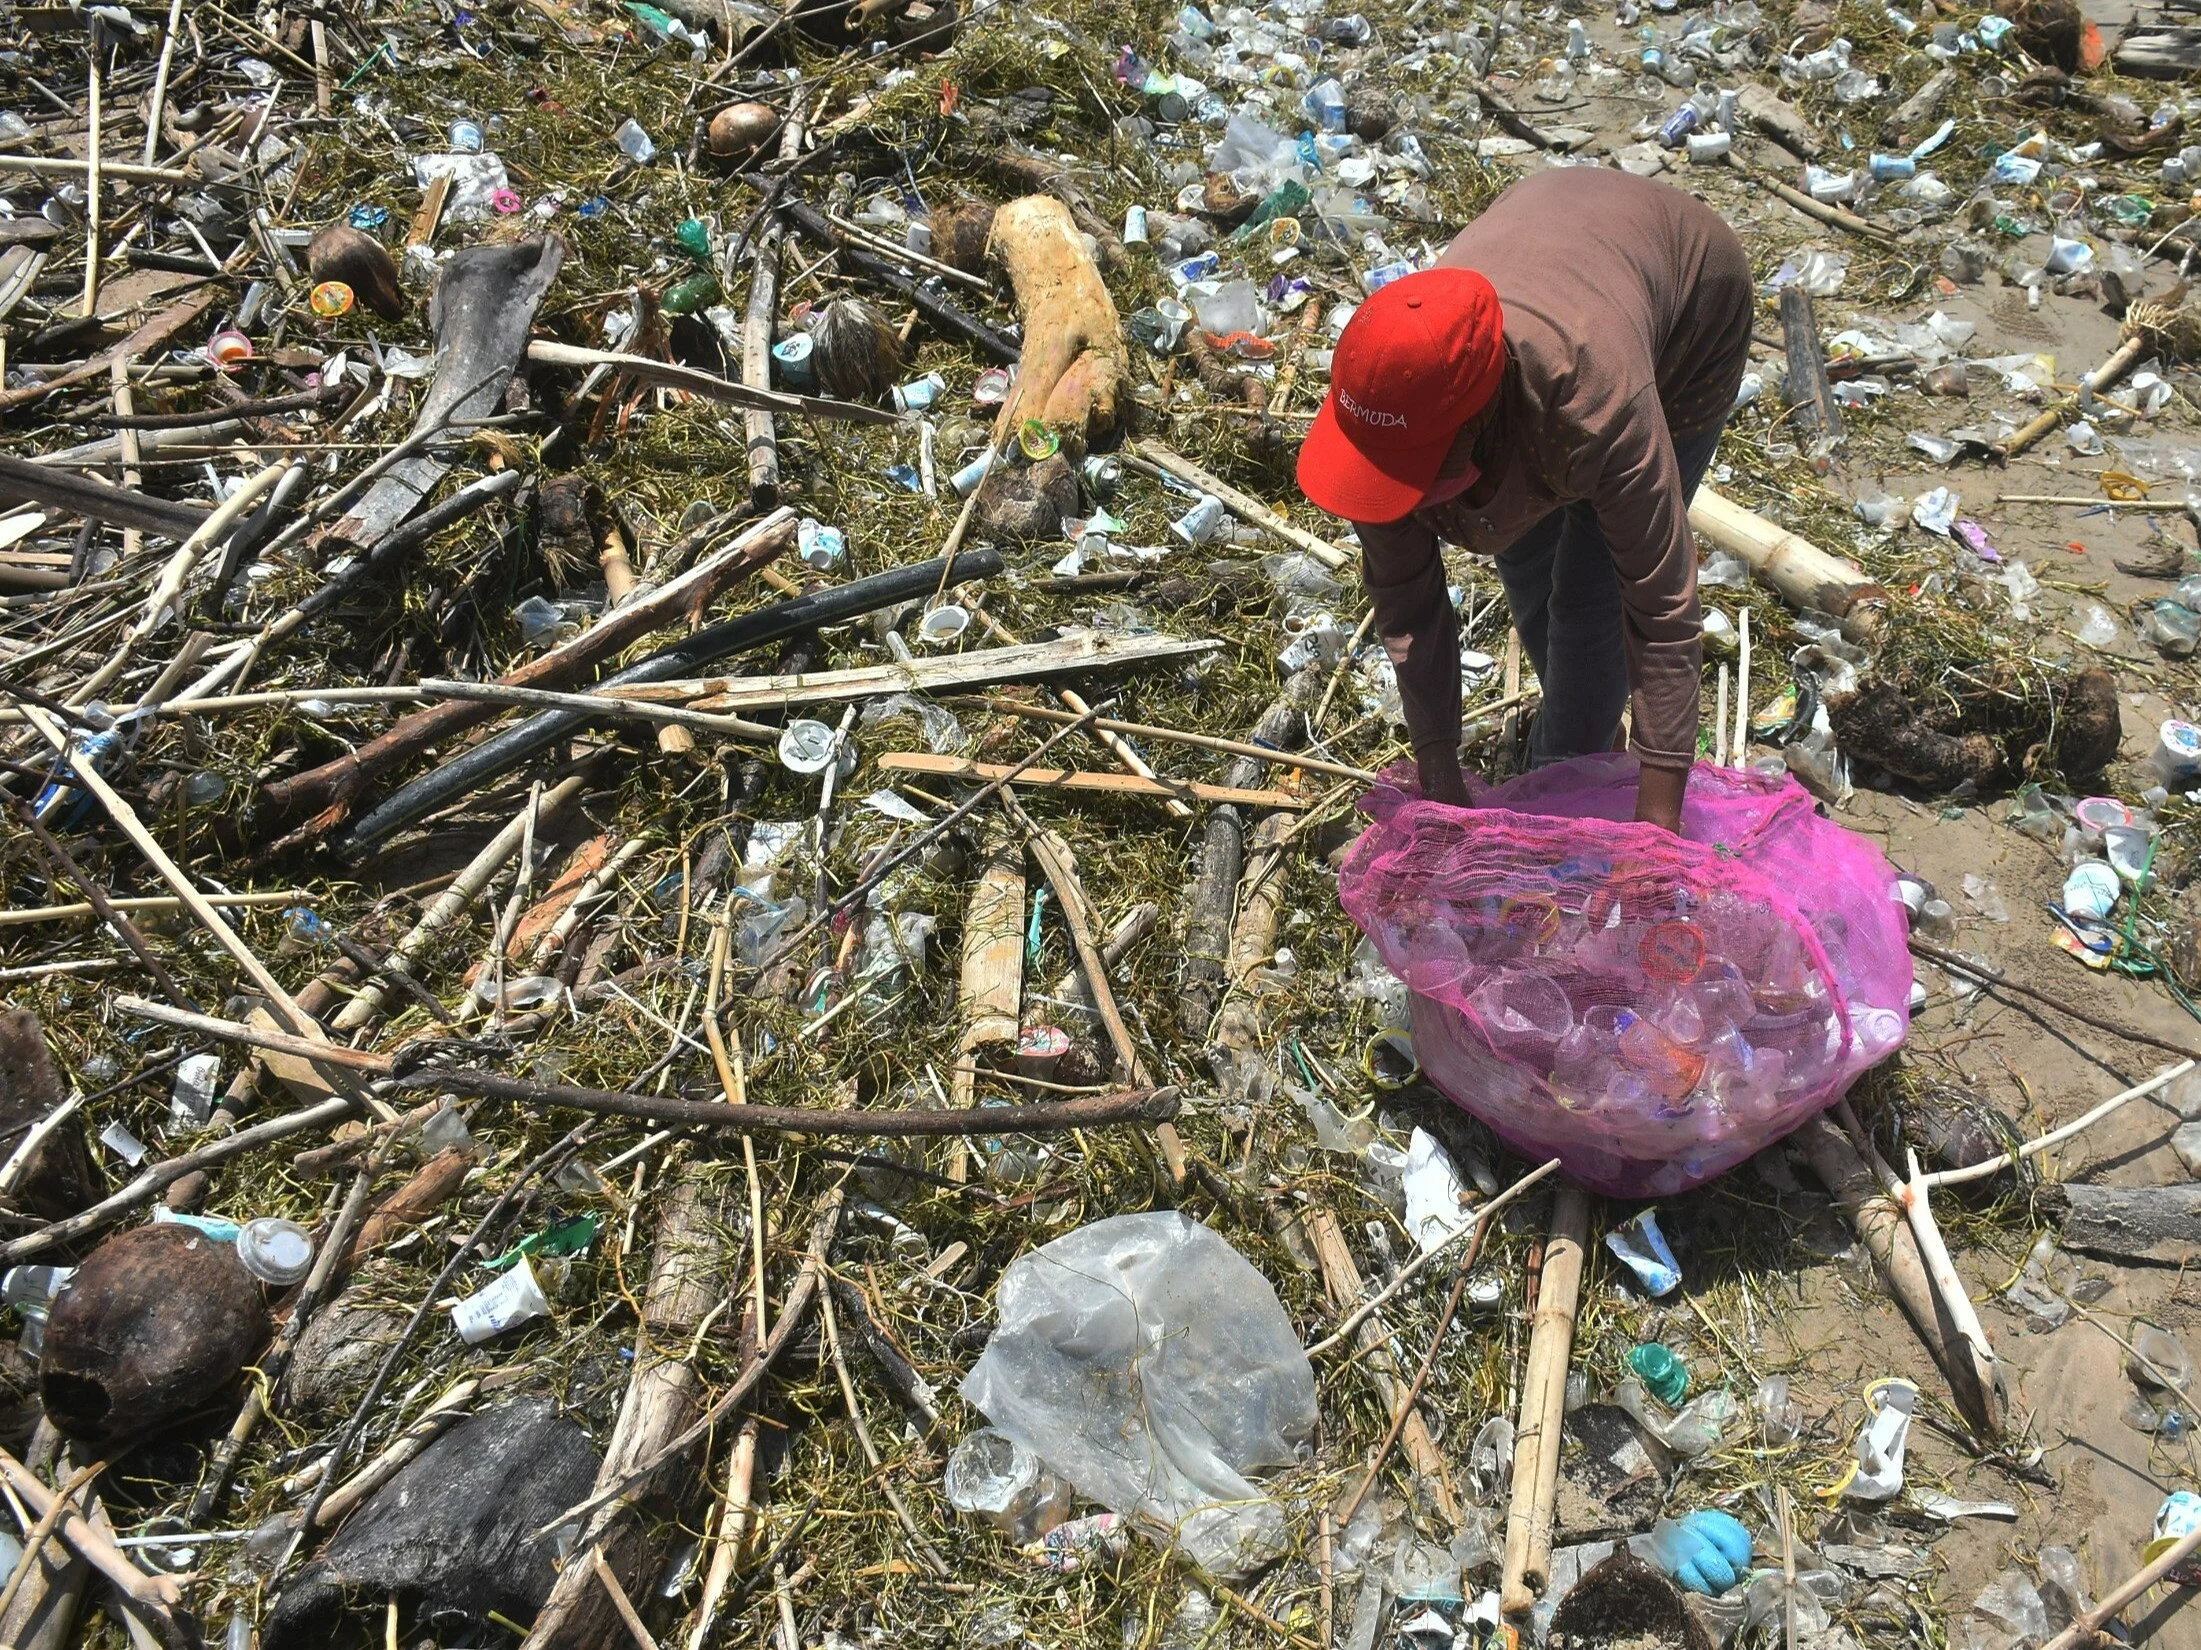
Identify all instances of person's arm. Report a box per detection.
[1356,514,1468,805]
[1580,388,1702,832]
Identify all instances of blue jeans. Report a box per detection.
[1492,425,1724,767]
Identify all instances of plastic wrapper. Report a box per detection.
[961,1212,1317,1577]
[1338,756,1913,1195]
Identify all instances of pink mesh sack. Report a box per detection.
[1338,755,1912,1196]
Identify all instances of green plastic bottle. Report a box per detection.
[1629,1342,1689,1406]
[662,271,720,315]
[674,216,712,263]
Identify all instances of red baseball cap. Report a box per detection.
[1297,267,1507,524]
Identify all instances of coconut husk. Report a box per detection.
[308,223,404,321]
[804,297,903,402]
[40,1223,271,1448]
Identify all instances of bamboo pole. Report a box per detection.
[1690,489,1884,624]
[1998,335,2148,460]
[2040,1523,2201,1650]
[1501,1184,1590,1616]
[141,0,185,165]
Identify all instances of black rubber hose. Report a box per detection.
[335,548,1005,858]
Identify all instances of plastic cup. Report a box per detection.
[770,332,816,390]
[237,1217,315,1287]
[452,1256,551,1344]
[917,604,969,646]
[779,718,854,780]
[1015,1025,1071,1078]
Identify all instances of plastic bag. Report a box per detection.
[1338,756,1912,1196]
[961,1212,1317,1577]
[1207,113,1303,192]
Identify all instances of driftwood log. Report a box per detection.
[949,825,1026,1111]
[266,1397,598,1648]
[1797,1116,2004,1436]
[1179,680,1313,1038]
[2051,1182,2201,1263]
[521,1178,726,1649]
[1778,284,1844,450]
[986,195,1127,457]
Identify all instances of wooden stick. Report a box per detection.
[1998,334,2148,460]
[18,701,374,1104]
[1715,664,1730,767]
[741,227,781,507]
[544,1191,845,1541]
[824,209,992,291]
[635,634,1217,712]
[1501,1184,1589,1616]
[133,458,292,637]
[1897,1150,2004,1438]
[1307,1158,1561,1356]
[526,340,904,426]
[0,1461,104,1638]
[418,678,775,740]
[0,1451,183,1622]
[1794,1115,1998,1436]
[967,695,1377,782]
[0,888,302,930]
[1339,1204,1494,1528]
[1778,284,1843,449]
[1302,1207,1459,1524]
[1913,1061,2193,1191]
[413,1067,1181,1137]
[2041,1522,2201,1650]
[78,35,106,318]
[525,1179,727,1649]
[1130,440,1352,569]
[1734,607,1751,764]
[331,775,585,1032]
[591,1549,662,1650]
[141,0,184,165]
[0,1096,356,1264]
[0,155,192,187]
[876,753,1308,809]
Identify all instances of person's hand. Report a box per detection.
[1417,747,1472,808]
[1634,763,1687,834]
[1648,1510,1755,1595]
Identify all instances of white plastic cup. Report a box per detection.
[779,718,856,780]
[2157,719,2201,786]
[918,605,970,646]
[453,1256,551,1344]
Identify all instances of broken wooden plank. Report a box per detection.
[877,753,1308,810]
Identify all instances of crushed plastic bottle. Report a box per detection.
[943,1427,1075,1541]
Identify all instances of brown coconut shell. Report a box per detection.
[41,1223,271,1447]
[307,223,404,321]
[707,100,780,161]
[931,200,997,275]
[804,296,903,401]
[0,1011,96,1222]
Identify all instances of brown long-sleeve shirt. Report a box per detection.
[1352,169,1752,773]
